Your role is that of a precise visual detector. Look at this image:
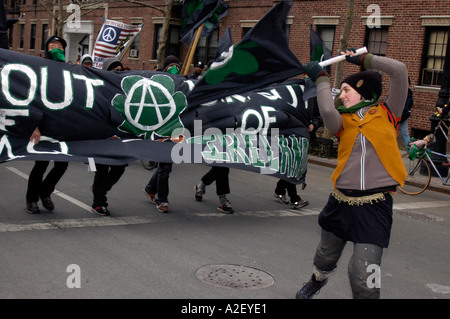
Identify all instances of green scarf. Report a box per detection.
[337,93,378,114]
[49,48,66,62]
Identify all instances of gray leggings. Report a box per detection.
[313,229,383,299]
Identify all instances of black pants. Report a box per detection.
[146,162,172,203]
[274,179,300,203]
[26,161,68,202]
[201,166,230,196]
[92,164,126,207]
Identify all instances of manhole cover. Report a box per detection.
[195,264,275,290]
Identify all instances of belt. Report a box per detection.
[331,188,386,206]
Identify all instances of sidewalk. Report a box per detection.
[307,154,450,195]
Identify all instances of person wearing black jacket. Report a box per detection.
[26,36,69,214]
[274,97,323,209]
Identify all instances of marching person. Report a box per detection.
[26,36,69,214]
[296,49,408,299]
[188,61,205,80]
[143,55,181,213]
[273,97,322,209]
[89,57,127,216]
[80,54,93,68]
[194,166,234,214]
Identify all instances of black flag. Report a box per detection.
[180,0,229,45]
[186,0,303,107]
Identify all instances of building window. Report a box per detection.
[366,26,388,56]
[41,24,48,51]
[129,23,141,58]
[30,24,36,50]
[19,24,24,49]
[152,24,181,61]
[316,25,335,53]
[195,28,219,65]
[422,27,448,87]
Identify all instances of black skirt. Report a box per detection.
[318,190,393,248]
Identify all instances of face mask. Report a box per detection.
[49,48,66,62]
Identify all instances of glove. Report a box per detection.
[304,61,324,81]
[343,47,368,66]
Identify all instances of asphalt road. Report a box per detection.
[0,159,449,302]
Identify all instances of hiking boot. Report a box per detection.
[217,197,234,214]
[291,199,309,209]
[143,188,156,204]
[40,196,54,211]
[296,275,328,299]
[26,201,40,214]
[91,206,110,216]
[157,202,169,213]
[194,183,205,201]
[274,192,289,204]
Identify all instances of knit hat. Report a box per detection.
[163,55,180,71]
[342,70,382,101]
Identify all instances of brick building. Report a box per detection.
[4,0,450,140]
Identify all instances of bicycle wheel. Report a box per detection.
[141,160,158,170]
[398,153,431,195]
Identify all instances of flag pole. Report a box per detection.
[319,47,367,68]
[182,23,204,75]
[118,25,143,62]
[181,40,194,75]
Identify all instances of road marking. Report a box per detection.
[0,209,319,233]
[3,166,448,233]
[6,166,92,212]
[393,201,450,210]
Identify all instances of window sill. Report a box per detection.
[414,85,440,93]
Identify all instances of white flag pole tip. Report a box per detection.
[319,47,368,68]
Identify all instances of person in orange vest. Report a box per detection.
[297,48,408,299]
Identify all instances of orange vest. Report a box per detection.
[331,104,407,187]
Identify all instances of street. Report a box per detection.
[0,159,449,301]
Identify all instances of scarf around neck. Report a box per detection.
[337,93,378,114]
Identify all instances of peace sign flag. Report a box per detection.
[92,19,142,69]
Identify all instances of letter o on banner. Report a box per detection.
[1,64,37,106]
[241,109,263,134]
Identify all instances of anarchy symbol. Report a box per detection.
[102,27,117,42]
[123,78,176,131]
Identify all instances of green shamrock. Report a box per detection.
[112,74,187,139]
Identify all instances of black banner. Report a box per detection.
[0,49,311,183]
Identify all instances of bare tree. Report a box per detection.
[333,0,354,89]
[124,0,174,69]
[37,0,104,36]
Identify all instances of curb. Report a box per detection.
[308,155,450,195]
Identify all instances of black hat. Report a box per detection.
[194,61,204,68]
[342,71,382,101]
[163,55,180,71]
[44,35,67,59]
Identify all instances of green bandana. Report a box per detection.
[166,65,180,75]
[49,48,66,62]
[337,93,378,114]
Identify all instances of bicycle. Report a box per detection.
[140,159,158,170]
[398,118,450,195]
